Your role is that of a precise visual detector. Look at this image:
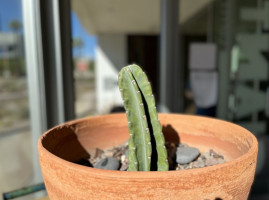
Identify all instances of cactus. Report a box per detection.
[118,64,168,171]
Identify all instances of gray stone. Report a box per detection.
[94,157,120,170]
[176,146,200,164]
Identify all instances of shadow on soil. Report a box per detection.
[162,124,180,145]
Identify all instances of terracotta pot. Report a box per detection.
[38,114,258,200]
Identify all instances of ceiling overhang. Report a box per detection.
[72,0,213,35]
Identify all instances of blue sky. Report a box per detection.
[0,0,96,59]
[71,12,97,59]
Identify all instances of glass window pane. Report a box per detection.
[0,0,33,196]
[71,11,97,118]
[71,0,161,116]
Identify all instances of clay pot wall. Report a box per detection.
[38,114,258,200]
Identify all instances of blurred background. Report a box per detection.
[0,0,268,199]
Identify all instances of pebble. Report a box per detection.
[94,157,120,170]
[94,148,104,158]
[83,142,225,171]
[176,149,226,170]
[201,152,211,160]
[193,158,205,168]
[104,150,114,157]
[121,155,126,163]
[176,146,200,164]
[205,158,219,166]
[120,158,129,171]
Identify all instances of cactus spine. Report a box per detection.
[118,64,168,171]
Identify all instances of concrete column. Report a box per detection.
[159,0,183,113]
[217,0,236,119]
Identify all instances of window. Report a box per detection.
[0,0,33,196]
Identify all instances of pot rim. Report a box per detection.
[38,113,258,180]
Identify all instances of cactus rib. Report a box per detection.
[128,65,168,171]
[118,67,152,171]
[118,64,168,171]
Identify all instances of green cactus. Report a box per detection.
[118,64,168,171]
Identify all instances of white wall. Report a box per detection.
[96,34,127,114]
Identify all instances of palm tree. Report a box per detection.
[72,37,84,58]
[8,20,22,76]
[8,20,22,55]
[8,20,22,33]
